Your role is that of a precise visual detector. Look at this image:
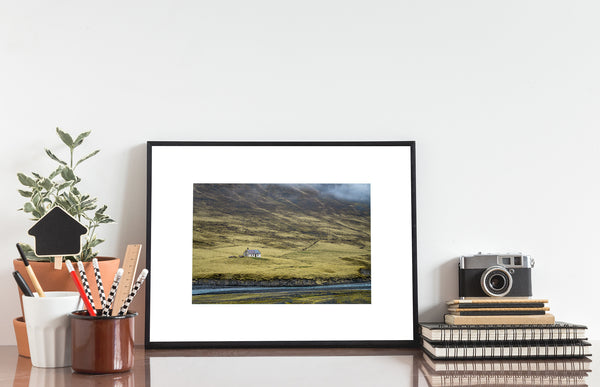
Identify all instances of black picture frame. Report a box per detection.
[145,141,418,349]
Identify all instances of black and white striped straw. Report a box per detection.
[77,261,96,312]
[103,268,123,316]
[118,269,148,316]
[92,258,107,309]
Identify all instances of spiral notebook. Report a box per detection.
[421,338,592,360]
[420,322,588,342]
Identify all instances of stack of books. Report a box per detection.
[419,321,592,385]
[444,298,555,325]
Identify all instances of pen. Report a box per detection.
[16,243,45,297]
[103,268,123,316]
[77,261,96,312]
[92,258,107,309]
[118,269,148,316]
[65,260,96,316]
[12,271,34,297]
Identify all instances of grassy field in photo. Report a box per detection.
[192,184,371,304]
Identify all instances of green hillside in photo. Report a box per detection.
[192,184,371,286]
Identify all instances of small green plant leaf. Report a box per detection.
[17,173,36,187]
[57,182,71,191]
[89,238,105,247]
[73,131,91,147]
[75,150,100,168]
[32,193,41,206]
[40,178,54,191]
[56,128,74,148]
[49,167,62,180]
[32,172,42,179]
[45,149,67,165]
[99,217,115,224]
[23,202,34,213]
[18,190,33,198]
[61,167,76,181]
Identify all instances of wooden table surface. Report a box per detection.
[0,344,596,386]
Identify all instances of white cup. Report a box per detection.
[22,291,82,368]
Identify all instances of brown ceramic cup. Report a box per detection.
[69,310,138,374]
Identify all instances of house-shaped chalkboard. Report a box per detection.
[28,206,88,256]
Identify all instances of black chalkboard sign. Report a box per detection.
[28,206,88,256]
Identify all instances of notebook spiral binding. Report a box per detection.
[439,323,580,342]
[439,340,588,360]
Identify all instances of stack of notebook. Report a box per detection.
[419,321,592,385]
[444,297,555,325]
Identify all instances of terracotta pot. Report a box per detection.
[13,317,30,358]
[13,257,120,317]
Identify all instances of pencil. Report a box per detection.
[16,243,45,297]
[103,268,123,316]
[65,260,96,316]
[118,269,148,316]
[77,261,96,312]
[92,258,107,309]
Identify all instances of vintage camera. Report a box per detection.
[458,253,534,297]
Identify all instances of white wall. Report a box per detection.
[1,1,599,345]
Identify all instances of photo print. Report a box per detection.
[192,183,371,304]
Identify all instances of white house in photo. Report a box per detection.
[243,248,261,258]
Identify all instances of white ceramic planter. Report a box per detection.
[22,291,82,368]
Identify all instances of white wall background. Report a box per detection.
[1,1,599,345]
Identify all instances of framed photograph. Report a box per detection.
[145,142,418,348]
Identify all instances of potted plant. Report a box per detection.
[12,128,120,357]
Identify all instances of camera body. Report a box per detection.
[459,253,534,297]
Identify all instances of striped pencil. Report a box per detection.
[92,258,107,309]
[65,260,96,316]
[118,269,148,316]
[77,261,96,313]
[103,268,123,316]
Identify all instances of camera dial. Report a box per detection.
[480,265,513,297]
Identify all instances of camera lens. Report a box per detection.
[480,266,513,297]
[489,274,506,290]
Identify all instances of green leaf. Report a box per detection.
[32,193,41,206]
[73,131,91,147]
[23,202,34,213]
[18,190,33,198]
[19,244,34,254]
[90,238,105,248]
[66,193,80,206]
[40,178,54,191]
[32,172,42,179]
[61,167,76,181]
[57,182,72,191]
[49,167,63,180]
[17,173,36,187]
[32,209,42,219]
[95,205,107,215]
[56,128,74,148]
[99,217,115,224]
[74,150,100,168]
[45,149,68,165]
